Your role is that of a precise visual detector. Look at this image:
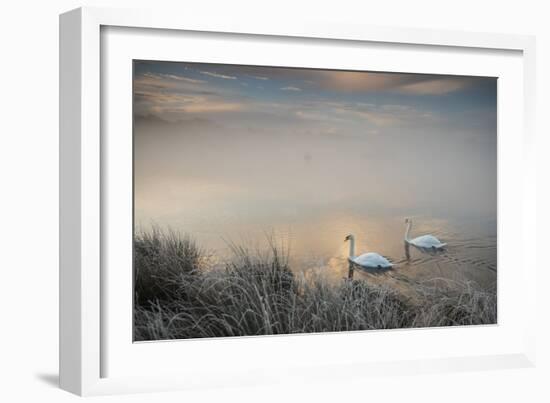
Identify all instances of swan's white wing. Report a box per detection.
[351,253,392,269]
[410,234,445,249]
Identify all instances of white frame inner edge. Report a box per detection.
[59,6,537,396]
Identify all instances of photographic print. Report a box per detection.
[133,60,497,341]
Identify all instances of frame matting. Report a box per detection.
[60,6,537,396]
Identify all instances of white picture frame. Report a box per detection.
[59,6,537,396]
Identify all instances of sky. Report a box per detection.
[134,60,496,132]
[133,60,497,255]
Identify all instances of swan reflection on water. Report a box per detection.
[404,218,447,249]
[344,233,393,279]
[403,217,447,260]
[404,241,447,261]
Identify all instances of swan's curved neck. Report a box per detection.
[405,221,412,242]
[348,235,355,258]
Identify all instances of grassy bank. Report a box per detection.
[134,229,496,341]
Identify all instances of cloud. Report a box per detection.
[160,74,205,84]
[182,102,243,113]
[200,71,237,80]
[137,91,243,116]
[397,78,467,95]
[142,72,205,84]
[316,71,398,92]
[251,76,269,80]
[314,71,474,95]
[293,100,433,128]
[280,86,302,91]
[134,71,245,120]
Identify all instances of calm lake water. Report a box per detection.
[143,211,497,291]
[134,119,497,291]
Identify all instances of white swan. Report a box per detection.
[404,218,447,249]
[344,234,393,269]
